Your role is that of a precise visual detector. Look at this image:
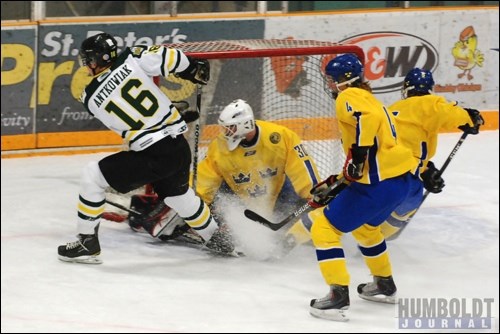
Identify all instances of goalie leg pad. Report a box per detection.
[151,210,186,238]
[164,188,218,241]
[129,197,181,238]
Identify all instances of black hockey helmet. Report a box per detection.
[79,33,118,68]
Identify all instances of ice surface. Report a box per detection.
[1,131,498,333]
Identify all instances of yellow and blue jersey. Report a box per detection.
[379,94,474,239]
[389,94,473,172]
[196,120,321,218]
[311,86,423,286]
[335,87,419,183]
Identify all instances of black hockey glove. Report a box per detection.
[180,110,200,123]
[308,174,348,208]
[421,161,445,194]
[343,145,369,182]
[172,100,199,123]
[176,56,210,85]
[458,108,484,135]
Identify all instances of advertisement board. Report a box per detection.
[1,26,36,136]
[1,8,498,151]
[36,20,264,134]
[265,9,499,109]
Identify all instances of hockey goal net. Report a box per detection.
[105,39,364,217]
[166,39,364,179]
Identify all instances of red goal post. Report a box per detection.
[170,39,364,61]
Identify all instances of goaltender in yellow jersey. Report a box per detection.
[196,99,321,247]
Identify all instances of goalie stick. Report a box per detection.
[192,84,202,192]
[387,131,469,240]
[244,176,346,231]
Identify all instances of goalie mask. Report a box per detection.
[79,33,118,69]
[402,68,435,99]
[325,53,363,93]
[218,99,255,151]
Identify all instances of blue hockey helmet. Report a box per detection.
[325,53,363,87]
[402,68,435,98]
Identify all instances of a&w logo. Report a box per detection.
[322,32,439,94]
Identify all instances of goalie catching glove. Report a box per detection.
[176,56,210,85]
[308,175,348,208]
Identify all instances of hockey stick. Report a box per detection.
[105,199,141,215]
[102,199,142,223]
[244,176,346,231]
[192,84,202,192]
[387,131,469,240]
[104,199,180,238]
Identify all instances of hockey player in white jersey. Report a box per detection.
[57,32,235,263]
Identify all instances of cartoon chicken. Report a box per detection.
[452,26,484,80]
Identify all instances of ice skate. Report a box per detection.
[58,233,102,264]
[309,284,350,321]
[357,275,397,304]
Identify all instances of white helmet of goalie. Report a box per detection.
[218,99,255,151]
